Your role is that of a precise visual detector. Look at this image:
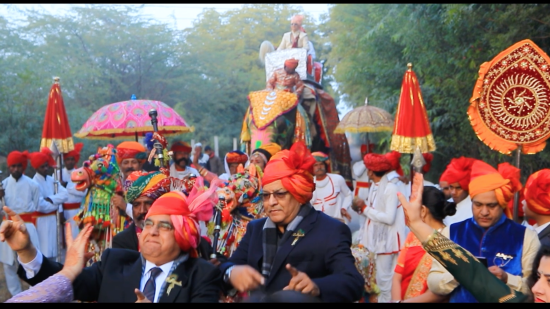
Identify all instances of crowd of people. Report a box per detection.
[1,13,550,304]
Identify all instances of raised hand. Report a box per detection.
[0,206,32,252]
[134,289,152,303]
[399,172,424,226]
[228,265,265,292]
[59,222,94,282]
[282,264,320,297]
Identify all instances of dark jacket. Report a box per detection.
[538,224,550,247]
[18,248,222,303]
[219,205,364,303]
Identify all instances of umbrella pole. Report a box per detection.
[512,146,522,223]
[135,131,138,142]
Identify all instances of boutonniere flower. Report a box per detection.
[165,274,182,295]
[291,229,305,246]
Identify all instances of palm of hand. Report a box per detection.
[5,222,30,252]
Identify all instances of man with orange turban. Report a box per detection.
[265,58,305,98]
[0,150,42,297]
[116,141,148,181]
[353,152,405,303]
[219,150,249,181]
[219,141,364,303]
[9,175,223,302]
[523,169,550,247]
[29,147,69,261]
[57,142,87,239]
[439,156,477,226]
[277,14,310,52]
[168,140,199,191]
[428,160,540,303]
[310,151,353,224]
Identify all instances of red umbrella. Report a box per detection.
[390,63,436,154]
[39,76,74,263]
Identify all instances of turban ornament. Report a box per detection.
[524,169,550,216]
[262,141,316,204]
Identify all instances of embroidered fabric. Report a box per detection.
[5,273,74,303]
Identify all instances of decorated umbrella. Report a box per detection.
[468,39,550,221]
[390,63,436,154]
[74,95,194,141]
[40,76,74,263]
[334,97,394,153]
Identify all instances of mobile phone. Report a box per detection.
[476,257,488,267]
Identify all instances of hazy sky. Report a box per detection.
[0,4,331,31]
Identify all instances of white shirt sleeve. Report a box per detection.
[338,176,352,211]
[365,184,399,225]
[17,249,44,279]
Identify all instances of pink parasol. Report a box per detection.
[74,97,194,140]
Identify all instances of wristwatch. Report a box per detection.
[224,266,234,284]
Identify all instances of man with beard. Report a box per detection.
[169,141,199,191]
[0,150,42,297]
[111,141,148,223]
[56,142,87,239]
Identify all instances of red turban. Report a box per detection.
[29,147,56,170]
[63,143,84,163]
[385,151,403,176]
[262,141,316,204]
[7,150,29,171]
[469,161,522,219]
[422,153,433,174]
[363,153,392,172]
[440,157,476,191]
[116,141,147,165]
[170,141,192,153]
[524,169,550,216]
[226,151,248,164]
[145,176,219,258]
[285,58,299,70]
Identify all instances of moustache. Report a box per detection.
[175,157,189,165]
[125,167,135,173]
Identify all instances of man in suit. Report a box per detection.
[3,178,223,303]
[523,169,550,247]
[113,170,213,259]
[218,141,364,303]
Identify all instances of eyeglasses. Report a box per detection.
[143,219,174,232]
[291,23,300,26]
[261,190,290,202]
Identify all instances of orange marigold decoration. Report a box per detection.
[468,39,550,155]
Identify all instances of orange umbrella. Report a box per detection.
[39,76,74,263]
[390,63,436,154]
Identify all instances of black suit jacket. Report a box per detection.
[112,222,214,260]
[219,206,364,303]
[18,248,222,303]
[539,224,550,247]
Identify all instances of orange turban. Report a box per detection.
[116,141,147,165]
[262,141,316,204]
[285,58,299,70]
[363,153,392,172]
[7,150,29,171]
[226,150,249,164]
[29,147,56,170]
[422,153,433,174]
[145,176,219,258]
[524,169,550,216]
[170,141,192,153]
[385,151,403,176]
[440,157,476,191]
[469,161,522,219]
[63,143,84,163]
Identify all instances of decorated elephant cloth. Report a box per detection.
[208,163,264,258]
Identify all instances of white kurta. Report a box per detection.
[443,195,472,227]
[352,161,370,201]
[0,175,42,266]
[33,173,69,259]
[57,168,87,238]
[310,173,352,223]
[387,170,410,201]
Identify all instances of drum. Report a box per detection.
[351,244,379,295]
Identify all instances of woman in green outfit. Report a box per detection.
[398,173,531,303]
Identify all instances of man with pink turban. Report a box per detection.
[218,141,364,303]
[428,160,540,303]
[10,175,223,302]
[277,14,310,52]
